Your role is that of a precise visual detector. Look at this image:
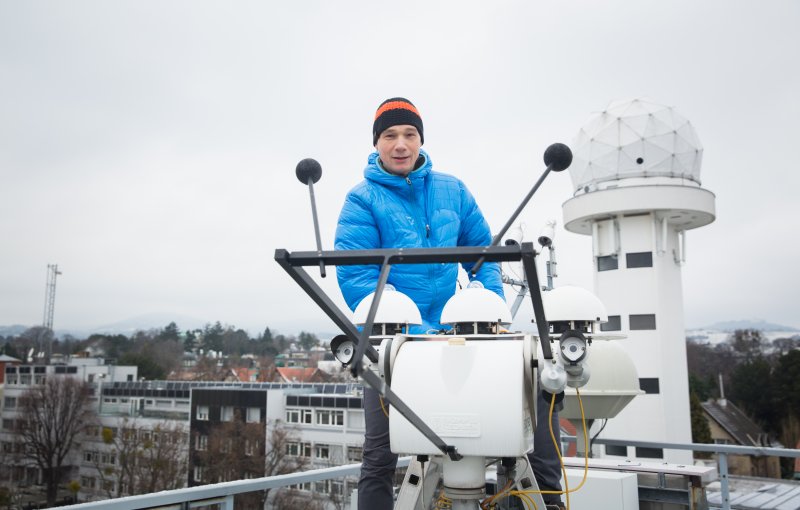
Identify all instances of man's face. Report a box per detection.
[375,125,421,176]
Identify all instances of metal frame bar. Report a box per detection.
[275,242,554,460]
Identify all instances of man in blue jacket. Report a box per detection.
[335,98,564,509]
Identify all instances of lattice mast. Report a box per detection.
[42,264,62,358]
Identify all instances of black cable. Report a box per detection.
[589,419,608,451]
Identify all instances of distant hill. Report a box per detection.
[0,325,29,337]
[90,313,208,336]
[704,319,799,332]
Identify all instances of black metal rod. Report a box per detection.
[471,165,553,276]
[307,178,326,278]
[351,261,391,377]
[283,245,523,267]
[520,242,553,360]
[361,369,462,461]
[275,249,378,362]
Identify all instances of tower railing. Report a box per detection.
[59,440,800,510]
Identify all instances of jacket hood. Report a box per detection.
[364,149,432,188]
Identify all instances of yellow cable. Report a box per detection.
[546,391,570,509]
[435,489,453,509]
[379,396,389,417]
[481,480,513,509]
[509,490,537,509]
[513,387,594,508]
[567,387,590,495]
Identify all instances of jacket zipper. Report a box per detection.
[406,177,430,240]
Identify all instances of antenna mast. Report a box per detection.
[42,264,62,359]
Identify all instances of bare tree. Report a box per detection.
[17,376,94,506]
[92,418,188,498]
[192,356,229,381]
[195,417,309,509]
[270,490,325,510]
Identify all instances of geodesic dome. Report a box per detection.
[569,98,703,194]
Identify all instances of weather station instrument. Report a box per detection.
[275,143,641,509]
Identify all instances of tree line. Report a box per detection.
[687,329,800,478]
[0,323,322,381]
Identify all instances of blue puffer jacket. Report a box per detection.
[335,149,504,332]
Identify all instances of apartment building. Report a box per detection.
[0,358,137,496]
[1,357,365,507]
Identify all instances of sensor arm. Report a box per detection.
[350,260,391,377]
[520,242,554,360]
[275,249,379,363]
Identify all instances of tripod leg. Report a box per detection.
[395,457,443,510]
[511,456,548,510]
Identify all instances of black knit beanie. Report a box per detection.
[372,97,424,145]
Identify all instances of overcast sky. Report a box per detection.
[1,1,798,337]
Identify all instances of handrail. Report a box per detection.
[61,441,800,510]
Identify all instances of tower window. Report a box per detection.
[597,255,618,271]
[601,315,621,332]
[630,314,656,330]
[639,378,660,394]
[635,447,663,459]
[606,445,627,456]
[626,252,653,268]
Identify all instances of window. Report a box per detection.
[315,444,330,460]
[196,405,209,421]
[195,435,208,451]
[639,378,660,394]
[287,441,311,458]
[101,453,116,465]
[605,445,627,457]
[316,409,344,427]
[286,408,313,424]
[3,397,16,408]
[597,255,618,271]
[629,314,657,330]
[347,446,363,463]
[220,406,234,422]
[246,407,261,423]
[315,480,332,493]
[2,419,14,431]
[84,451,98,463]
[221,438,232,454]
[626,251,653,268]
[194,466,205,482]
[600,315,621,332]
[636,447,663,459]
[245,439,259,456]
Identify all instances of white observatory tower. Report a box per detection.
[562,98,715,464]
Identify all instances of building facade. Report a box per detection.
[1,357,365,507]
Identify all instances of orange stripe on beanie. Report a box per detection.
[372,97,424,145]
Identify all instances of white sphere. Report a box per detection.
[440,286,512,326]
[353,289,422,326]
[570,98,703,194]
[543,285,608,324]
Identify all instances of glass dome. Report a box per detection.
[569,98,703,194]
